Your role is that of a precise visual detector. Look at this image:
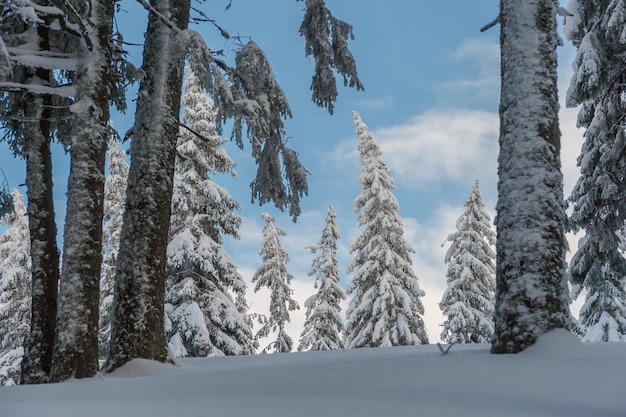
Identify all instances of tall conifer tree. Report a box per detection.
[166,68,255,357]
[345,111,427,349]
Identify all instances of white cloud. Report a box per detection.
[371,110,499,190]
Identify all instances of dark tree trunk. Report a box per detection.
[20,91,59,385]
[104,0,190,372]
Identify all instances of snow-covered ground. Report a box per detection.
[1,330,624,417]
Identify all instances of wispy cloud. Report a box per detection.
[350,96,395,111]
[440,38,500,96]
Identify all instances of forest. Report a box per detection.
[0,0,625,392]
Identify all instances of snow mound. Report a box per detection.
[108,359,182,378]
[521,329,587,357]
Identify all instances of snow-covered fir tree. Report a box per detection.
[252,213,300,353]
[0,190,30,385]
[298,205,346,351]
[491,0,572,353]
[99,132,129,359]
[563,0,626,342]
[345,111,428,349]
[440,180,496,344]
[165,68,255,357]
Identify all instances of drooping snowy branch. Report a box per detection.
[298,0,363,114]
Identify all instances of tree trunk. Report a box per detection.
[492,0,571,353]
[50,0,113,382]
[104,0,190,372]
[20,92,59,384]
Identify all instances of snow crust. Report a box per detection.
[1,342,624,417]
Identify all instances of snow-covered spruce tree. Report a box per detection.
[0,190,30,386]
[165,68,255,357]
[345,112,428,348]
[107,0,360,371]
[492,0,572,354]
[253,213,300,353]
[98,133,129,359]
[298,205,346,351]
[564,0,626,342]
[440,180,496,344]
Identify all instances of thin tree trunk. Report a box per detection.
[492,0,571,353]
[20,92,59,384]
[104,0,190,372]
[50,0,113,382]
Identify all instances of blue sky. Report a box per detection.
[0,0,585,345]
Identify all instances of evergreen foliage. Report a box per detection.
[298,205,346,351]
[252,213,300,353]
[166,68,255,357]
[0,190,30,386]
[440,180,495,344]
[564,0,626,342]
[99,132,129,359]
[345,111,428,348]
[492,0,572,354]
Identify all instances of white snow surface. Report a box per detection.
[1,330,624,417]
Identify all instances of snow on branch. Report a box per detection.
[136,0,309,219]
[298,0,363,114]
[0,37,11,82]
[0,81,76,97]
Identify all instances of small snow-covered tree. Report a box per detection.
[165,68,255,357]
[253,213,300,353]
[563,0,626,342]
[298,205,346,351]
[99,133,128,359]
[345,111,428,349]
[440,180,495,344]
[0,190,30,386]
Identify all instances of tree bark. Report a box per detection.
[50,0,113,382]
[19,21,60,384]
[20,92,59,384]
[104,0,190,372]
[492,0,571,353]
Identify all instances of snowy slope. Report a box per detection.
[1,330,624,417]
